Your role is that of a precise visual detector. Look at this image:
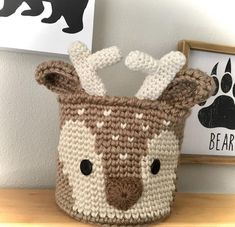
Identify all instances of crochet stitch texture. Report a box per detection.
[35,42,215,226]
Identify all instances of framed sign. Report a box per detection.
[0,0,95,55]
[179,40,235,164]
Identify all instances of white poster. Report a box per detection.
[0,0,95,55]
[182,50,235,156]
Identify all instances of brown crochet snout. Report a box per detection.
[105,177,143,211]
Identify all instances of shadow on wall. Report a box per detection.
[177,164,235,193]
[92,0,109,50]
[92,0,235,97]
[0,51,62,187]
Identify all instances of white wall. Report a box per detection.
[1,0,235,192]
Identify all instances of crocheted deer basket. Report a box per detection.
[35,42,214,226]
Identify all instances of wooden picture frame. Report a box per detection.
[178,40,235,165]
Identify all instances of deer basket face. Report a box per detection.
[35,42,215,226]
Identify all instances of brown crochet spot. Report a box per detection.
[105,177,143,211]
[45,73,57,85]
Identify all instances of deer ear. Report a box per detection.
[159,68,216,109]
[35,60,81,95]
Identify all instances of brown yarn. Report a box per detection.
[35,61,82,95]
[35,60,216,226]
[106,177,143,211]
[160,68,216,108]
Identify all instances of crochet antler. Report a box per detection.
[69,42,122,96]
[125,51,186,100]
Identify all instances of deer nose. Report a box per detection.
[105,177,143,211]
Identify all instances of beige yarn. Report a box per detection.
[68,41,122,96]
[125,51,186,100]
[35,42,215,226]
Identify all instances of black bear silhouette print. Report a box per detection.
[0,0,89,34]
[198,58,235,129]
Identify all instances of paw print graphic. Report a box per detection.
[198,58,235,129]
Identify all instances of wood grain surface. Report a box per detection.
[0,189,234,226]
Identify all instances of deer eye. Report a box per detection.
[80,159,93,176]
[151,159,161,175]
